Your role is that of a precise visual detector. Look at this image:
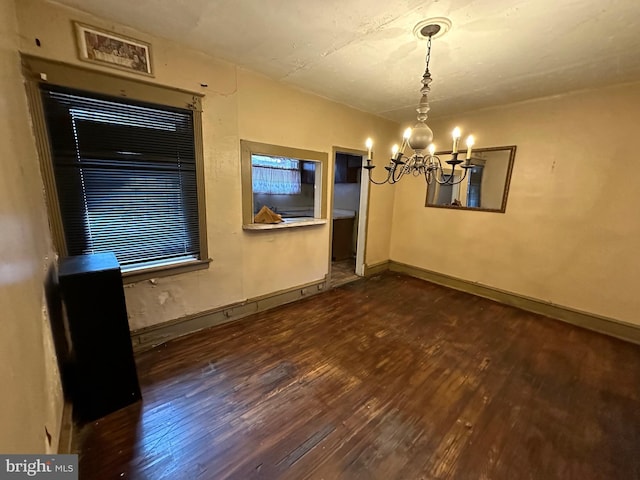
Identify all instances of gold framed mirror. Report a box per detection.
[425,145,516,213]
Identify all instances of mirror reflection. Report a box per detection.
[425,145,516,212]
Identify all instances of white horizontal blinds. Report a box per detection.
[41,86,200,267]
[252,155,301,194]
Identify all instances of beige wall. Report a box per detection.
[0,0,63,453]
[390,82,640,325]
[15,0,398,330]
[7,0,638,455]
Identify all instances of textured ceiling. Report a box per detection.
[52,0,640,122]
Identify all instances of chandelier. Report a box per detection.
[364,22,476,186]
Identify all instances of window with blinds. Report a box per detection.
[40,86,200,271]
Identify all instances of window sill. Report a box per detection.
[122,258,211,284]
[243,217,327,231]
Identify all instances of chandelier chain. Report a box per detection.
[424,35,432,76]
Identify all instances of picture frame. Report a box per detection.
[74,22,153,76]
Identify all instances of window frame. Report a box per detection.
[240,140,328,228]
[22,55,209,282]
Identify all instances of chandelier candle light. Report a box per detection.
[364,21,476,186]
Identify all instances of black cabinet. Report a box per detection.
[335,153,362,183]
[301,165,315,184]
[58,253,141,423]
[332,216,355,261]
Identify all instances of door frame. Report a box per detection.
[328,146,371,283]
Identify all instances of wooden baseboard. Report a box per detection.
[130,278,328,352]
[389,260,640,345]
[57,401,73,454]
[130,260,640,351]
[363,260,390,277]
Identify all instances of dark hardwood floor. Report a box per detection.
[76,273,640,479]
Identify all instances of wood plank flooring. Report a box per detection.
[330,258,358,287]
[75,272,640,479]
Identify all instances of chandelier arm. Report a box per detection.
[433,168,455,185]
[429,156,451,185]
[433,175,450,185]
[390,158,411,183]
[450,164,471,185]
[435,170,453,185]
[392,163,407,183]
[364,165,393,185]
[455,166,470,185]
[448,164,459,183]
[434,164,471,185]
[403,161,414,177]
[435,157,460,184]
[368,176,390,185]
[424,167,436,184]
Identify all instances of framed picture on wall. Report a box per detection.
[73,22,153,76]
